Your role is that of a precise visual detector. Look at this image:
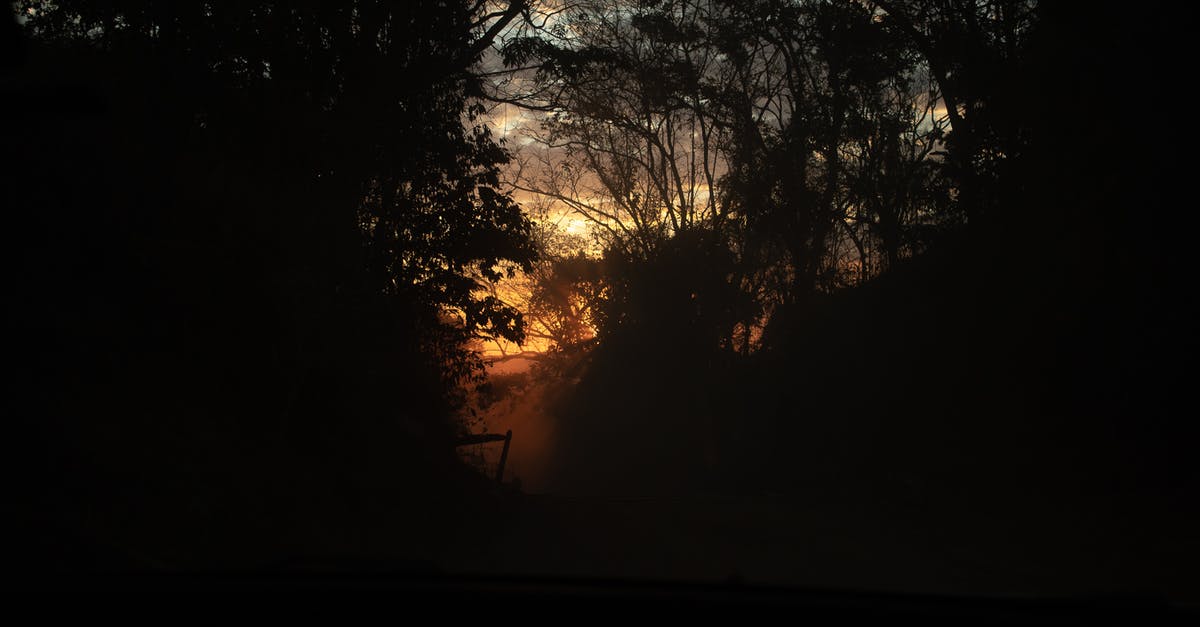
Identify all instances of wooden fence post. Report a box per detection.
[495,429,512,484]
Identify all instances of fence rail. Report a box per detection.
[454,429,512,484]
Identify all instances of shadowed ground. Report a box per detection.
[443,486,1198,602]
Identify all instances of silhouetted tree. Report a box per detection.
[8,0,538,568]
[494,0,957,353]
[874,0,1038,221]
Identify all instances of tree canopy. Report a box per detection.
[8,0,540,567]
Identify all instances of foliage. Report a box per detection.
[8,0,537,566]
[492,0,991,356]
[17,0,538,385]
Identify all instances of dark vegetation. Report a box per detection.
[502,2,1198,587]
[5,0,1196,591]
[7,0,534,569]
[502,1,1196,496]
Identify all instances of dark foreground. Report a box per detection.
[443,490,1199,603]
[19,573,1197,623]
[20,491,1198,623]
